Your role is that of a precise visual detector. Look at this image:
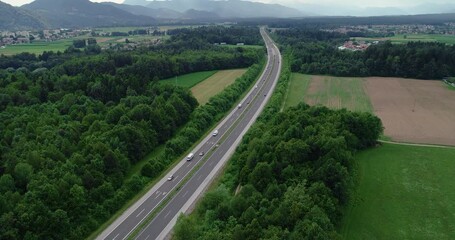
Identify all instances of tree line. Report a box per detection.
[168,26,264,46]
[275,28,455,79]
[0,27,265,239]
[173,55,383,239]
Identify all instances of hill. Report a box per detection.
[102,2,182,19]
[145,0,303,18]
[0,1,48,30]
[22,0,155,28]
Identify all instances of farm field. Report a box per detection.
[0,40,73,55]
[0,35,164,56]
[160,71,217,88]
[284,73,372,112]
[341,143,455,240]
[365,77,455,146]
[352,34,455,45]
[285,73,455,146]
[191,69,247,104]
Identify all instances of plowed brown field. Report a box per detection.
[365,77,455,146]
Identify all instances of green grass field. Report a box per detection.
[0,40,73,55]
[160,71,218,88]
[284,73,372,112]
[0,35,165,56]
[191,69,247,104]
[341,143,455,239]
[283,73,312,108]
[353,34,455,45]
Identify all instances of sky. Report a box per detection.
[2,0,453,8]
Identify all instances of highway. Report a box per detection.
[97,28,282,240]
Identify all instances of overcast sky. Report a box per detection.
[2,0,453,8]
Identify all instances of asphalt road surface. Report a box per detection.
[97,28,281,240]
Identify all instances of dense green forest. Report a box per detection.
[168,26,264,46]
[0,27,264,239]
[173,55,383,239]
[275,28,455,79]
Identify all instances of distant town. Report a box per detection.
[0,27,168,50]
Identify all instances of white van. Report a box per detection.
[238,103,242,109]
[186,153,194,161]
[212,129,219,136]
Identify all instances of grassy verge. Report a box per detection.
[87,59,266,240]
[340,143,455,239]
[160,71,218,88]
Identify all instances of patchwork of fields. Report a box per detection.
[352,34,455,45]
[285,73,455,239]
[286,74,455,146]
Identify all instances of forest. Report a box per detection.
[173,55,383,239]
[275,28,455,79]
[0,27,264,239]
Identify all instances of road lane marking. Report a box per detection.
[197,175,203,181]
[112,233,119,240]
[145,235,151,240]
[164,211,171,219]
[182,191,189,198]
[136,209,145,218]
[154,194,160,199]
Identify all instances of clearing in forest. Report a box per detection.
[285,74,455,146]
[191,69,247,105]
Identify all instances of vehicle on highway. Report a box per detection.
[186,153,194,161]
[199,151,204,156]
[167,175,174,181]
[212,130,218,136]
[238,103,242,109]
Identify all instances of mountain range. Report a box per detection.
[0,0,304,30]
[21,0,155,28]
[0,1,48,30]
[1,0,455,31]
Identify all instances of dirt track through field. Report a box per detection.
[365,77,455,146]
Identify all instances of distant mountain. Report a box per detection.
[122,0,150,6]
[144,0,303,18]
[103,2,182,19]
[22,0,155,28]
[289,2,455,17]
[0,1,48,30]
[183,9,219,20]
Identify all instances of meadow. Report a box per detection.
[284,73,372,112]
[0,40,73,55]
[341,143,455,239]
[191,69,247,104]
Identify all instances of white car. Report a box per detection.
[212,129,218,136]
[238,103,242,109]
[167,175,174,181]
